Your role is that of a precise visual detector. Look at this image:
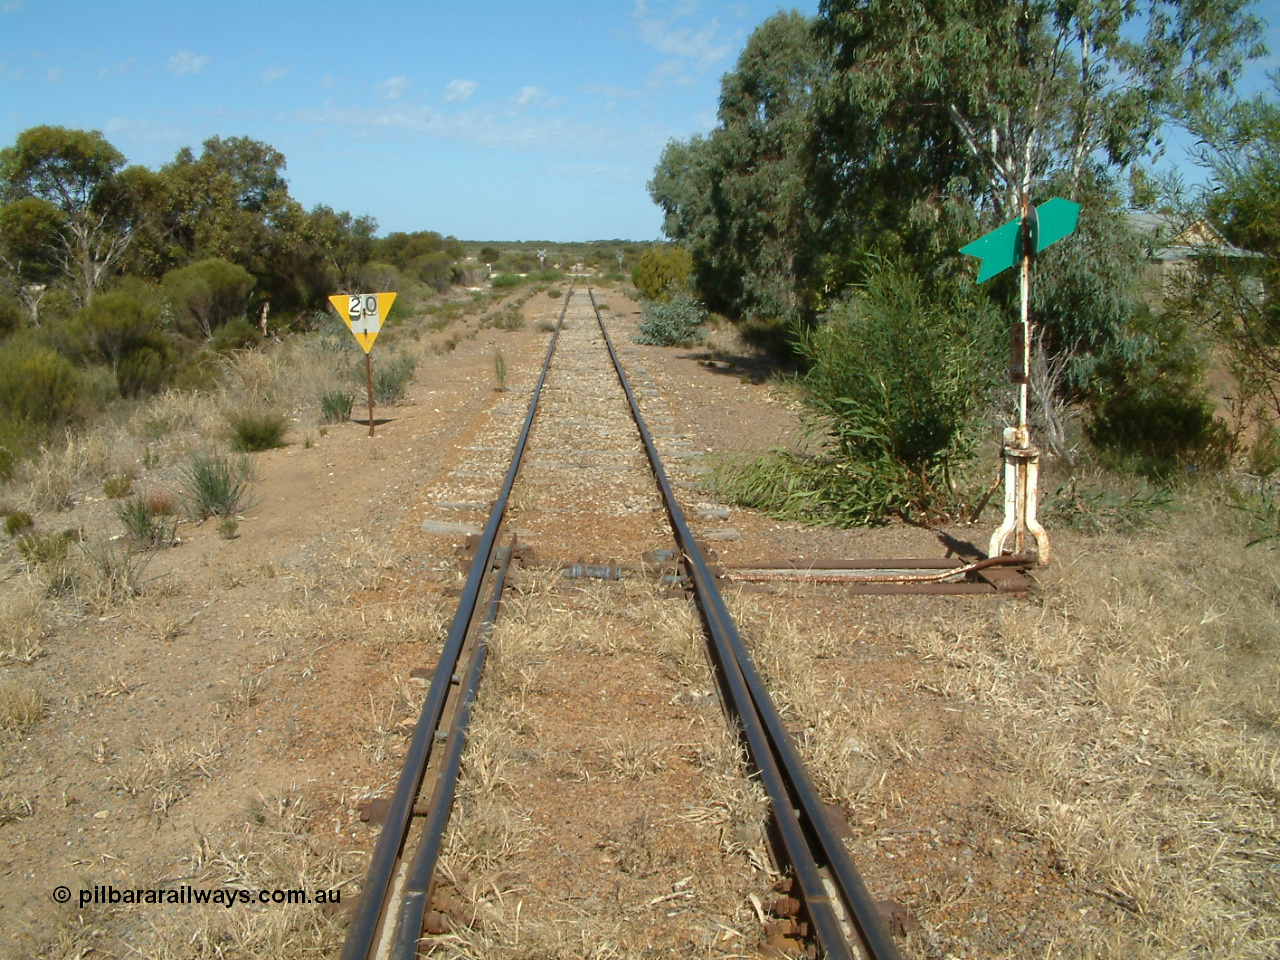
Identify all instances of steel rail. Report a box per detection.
[338,288,573,960]
[588,288,904,960]
[391,534,516,958]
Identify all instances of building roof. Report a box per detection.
[1126,211,1261,261]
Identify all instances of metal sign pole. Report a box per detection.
[366,353,375,437]
[961,198,1078,565]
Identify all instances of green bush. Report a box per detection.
[1086,303,1225,478]
[371,353,416,404]
[70,290,162,374]
[714,259,1002,525]
[0,295,24,335]
[4,511,33,537]
[635,293,707,347]
[632,246,693,301]
[1088,392,1229,478]
[116,346,168,398]
[180,451,253,520]
[318,390,353,424]
[491,273,523,289]
[0,415,33,482]
[209,317,263,353]
[0,340,89,429]
[162,258,255,340]
[226,409,288,452]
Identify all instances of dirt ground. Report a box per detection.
[0,281,1275,959]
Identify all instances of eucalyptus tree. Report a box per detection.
[649,11,826,325]
[159,135,300,270]
[308,204,378,292]
[815,0,1265,221]
[0,126,135,305]
[0,197,64,322]
[1181,78,1280,423]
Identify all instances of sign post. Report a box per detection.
[961,197,1078,565]
[328,292,397,437]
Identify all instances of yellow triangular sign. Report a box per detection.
[329,292,397,354]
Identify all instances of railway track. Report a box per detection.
[339,286,905,960]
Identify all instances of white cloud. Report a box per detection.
[168,50,210,76]
[377,76,411,100]
[103,116,188,143]
[262,65,288,85]
[45,66,62,84]
[632,0,733,68]
[97,56,137,81]
[445,79,477,103]
[295,101,578,152]
[515,85,545,107]
[2,1,25,12]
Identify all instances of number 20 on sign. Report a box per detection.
[329,292,396,436]
[329,292,396,354]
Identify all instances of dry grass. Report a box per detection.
[425,568,771,958]
[13,428,146,512]
[49,790,359,960]
[0,677,44,735]
[894,495,1280,958]
[0,576,49,662]
[727,594,892,807]
[110,735,224,814]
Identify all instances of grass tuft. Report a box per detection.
[318,389,353,424]
[180,451,253,520]
[0,678,44,736]
[116,493,177,548]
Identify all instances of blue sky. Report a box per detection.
[1,1,1277,242]
[1,0,822,241]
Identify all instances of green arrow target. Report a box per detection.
[960,197,1080,282]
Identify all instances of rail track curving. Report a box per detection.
[339,285,905,960]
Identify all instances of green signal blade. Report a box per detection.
[960,197,1081,282]
[959,217,1021,282]
[1035,197,1080,250]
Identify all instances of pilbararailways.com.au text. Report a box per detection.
[63,885,342,909]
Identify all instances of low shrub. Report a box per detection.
[711,259,1003,525]
[371,353,416,404]
[103,474,134,499]
[489,305,524,331]
[4,511,33,538]
[226,409,288,452]
[632,246,693,301]
[491,273,523,289]
[82,538,155,605]
[635,293,707,347]
[16,528,78,568]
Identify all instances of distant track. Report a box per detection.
[338,284,905,960]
